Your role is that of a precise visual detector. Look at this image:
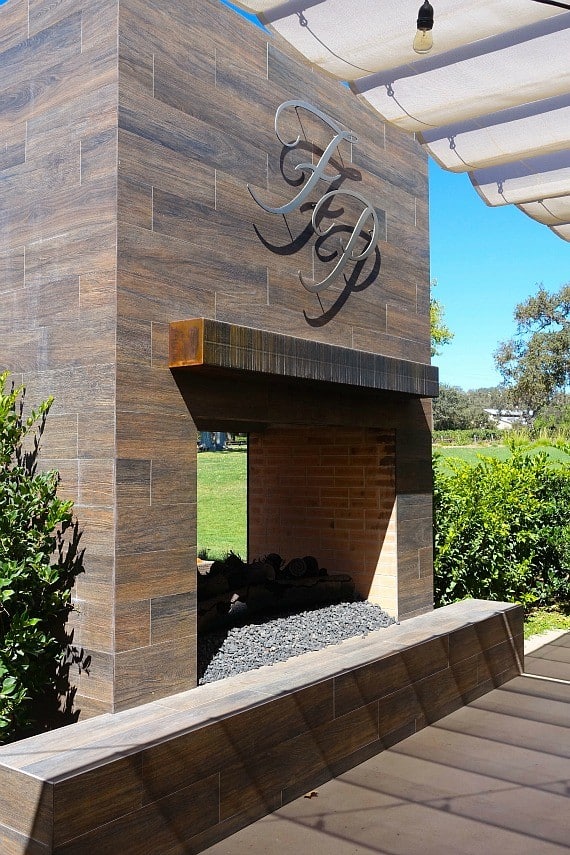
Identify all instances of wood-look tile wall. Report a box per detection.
[117,0,430,359]
[0,0,119,716]
[2,0,432,712]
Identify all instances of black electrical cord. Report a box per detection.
[529,0,570,9]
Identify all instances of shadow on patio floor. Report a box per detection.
[202,633,570,855]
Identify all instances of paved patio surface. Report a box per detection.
[203,633,570,855]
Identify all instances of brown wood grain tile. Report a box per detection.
[0,765,53,845]
[396,577,434,621]
[220,700,377,821]
[0,822,50,855]
[119,85,267,185]
[25,224,116,287]
[78,405,116,459]
[0,131,25,172]
[78,458,115,507]
[377,685,424,737]
[67,599,114,653]
[116,271,216,325]
[478,637,522,683]
[116,548,196,603]
[118,129,215,204]
[0,275,80,334]
[117,458,151,504]
[116,500,195,555]
[151,592,196,645]
[0,246,24,292]
[78,270,116,317]
[2,14,81,90]
[117,364,190,416]
[334,654,410,718]
[74,648,115,708]
[73,555,115,606]
[38,412,78,460]
[81,127,117,185]
[117,316,152,366]
[114,638,197,710]
[476,613,518,651]
[54,773,219,855]
[2,0,434,725]
[0,0,27,53]
[449,625,483,666]
[116,411,196,457]
[118,175,152,230]
[412,666,465,723]
[52,755,144,846]
[116,600,151,652]
[72,505,114,558]
[141,720,234,804]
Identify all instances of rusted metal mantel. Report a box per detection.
[169,318,439,398]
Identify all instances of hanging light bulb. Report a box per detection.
[413,0,434,54]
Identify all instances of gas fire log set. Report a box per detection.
[197,552,355,631]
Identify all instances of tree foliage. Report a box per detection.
[533,394,570,434]
[465,386,510,412]
[432,384,489,431]
[430,280,454,357]
[494,283,570,414]
[434,445,570,610]
[0,373,85,742]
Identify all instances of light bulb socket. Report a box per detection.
[417,0,434,32]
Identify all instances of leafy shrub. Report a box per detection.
[0,372,84,743]
[434,447,570,610]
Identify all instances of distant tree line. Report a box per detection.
[433,281,570,434]
[432,385,508,432]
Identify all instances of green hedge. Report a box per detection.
[434,447,570,610]
[0,373,85,743]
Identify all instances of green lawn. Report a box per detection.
[434,443,570,475]
[524,607,570,639]
[197,449,247,559]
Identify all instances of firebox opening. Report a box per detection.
[173,358,434,653]
[196,422,402,684]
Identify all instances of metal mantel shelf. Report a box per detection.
[169,318,439,399]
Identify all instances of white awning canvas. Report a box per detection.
[235,0,570,242]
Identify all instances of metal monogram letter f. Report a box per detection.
[248,100,357,215]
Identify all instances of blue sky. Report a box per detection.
[429,162,570,390]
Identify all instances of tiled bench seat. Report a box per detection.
[0,600,523,855]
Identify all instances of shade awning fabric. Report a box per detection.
[234,0,570,242]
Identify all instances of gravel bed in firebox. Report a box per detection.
[198,599,396,684]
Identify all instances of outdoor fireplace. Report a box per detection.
[3,0,437,715]
[171,317,436,629]
[0,4,530,852]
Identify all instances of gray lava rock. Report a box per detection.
[198,599,395,684]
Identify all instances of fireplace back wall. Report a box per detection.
[248,427,397,604]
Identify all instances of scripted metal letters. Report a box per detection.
[248,100,380,298]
